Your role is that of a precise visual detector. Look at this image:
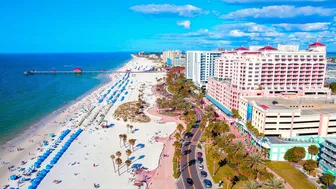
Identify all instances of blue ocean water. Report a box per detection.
[0,52,131,144]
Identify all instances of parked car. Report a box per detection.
[200,171,207,177]
[198,164,204,170]
[197,157,203,163]
[186,178,193,185]
[204,179,212,188]
[197,152,203,157]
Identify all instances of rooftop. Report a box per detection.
[242,96,336,115]
[267,136,315,144]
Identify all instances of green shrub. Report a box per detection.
[197,143,202,149]
[317,180,322,184]
[321,185,327,189]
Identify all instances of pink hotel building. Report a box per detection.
[206,42,331,116]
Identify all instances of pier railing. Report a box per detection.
[24,70,164,75]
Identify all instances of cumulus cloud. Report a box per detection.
[130,4,207,17]
[274,22,330,31]
[229,29,258,37]
[177,20,191,29]
[222,6,335,19]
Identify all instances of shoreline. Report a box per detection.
[0,57,132,146]
[0,56,174,189]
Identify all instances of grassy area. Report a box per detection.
[205,146,244,189]
[265,161,316,189]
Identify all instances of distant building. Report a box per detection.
[168,57,186,67]
[186,51,222,88]
[162,50,181,63]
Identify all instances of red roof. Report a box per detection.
[74,68,82,71]
[236,47,249,51]
[242,52,261,54]
[309,42,326,47]
[259,45,277,51]
[260,105,269,109]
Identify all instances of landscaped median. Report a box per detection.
[265,161,316,189]
[204,144,245,189]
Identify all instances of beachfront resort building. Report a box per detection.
[319,138,336,178]
[186,51,222,88]
[206,43,330,114]
[162,50,181,63]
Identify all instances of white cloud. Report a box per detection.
[223,0,325,2]
[130,4,207,17]
[229,29,259,37]
[177,20,191,29]
[222,6,335,19]
[274,22,330,31]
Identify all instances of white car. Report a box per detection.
[198,164,204,170]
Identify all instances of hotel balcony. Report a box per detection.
[321,154,336,165]
[322,147,336,158]
[324,142,336,152]
[320,160,336,172]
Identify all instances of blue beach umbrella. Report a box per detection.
[28,186,35,189]
[34,163,40,168]
[46,164,52,170]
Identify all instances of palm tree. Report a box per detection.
[174,132,181,141]
[110,155,116,172]
[308,145,319,159]
[263,178,284,189]
[126,124,130,133]
[125,159,131,172]
[126,149,132,159]
[245,153,264,172]
[130,125,134,133]
[128,139,136,150]
[175,149,182,161]
[115,158,123,176]
[173,141,182,150]
[223,172,235,189]
[210,150,222,176]
[177,124,184,133]
[119,134,123,147]
[122,134,127,147]
[116,151,122,158]
[243,180,261,189]
[231,141,245,155]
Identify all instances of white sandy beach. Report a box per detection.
[0,56,176,189]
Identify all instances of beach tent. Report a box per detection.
[131,164,142,169]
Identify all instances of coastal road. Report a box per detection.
[177,107,204,189]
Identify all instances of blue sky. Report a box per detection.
[1,0,336,53]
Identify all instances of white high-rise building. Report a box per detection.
[186,51,222,88]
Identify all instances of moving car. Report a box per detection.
[186,178,193,185]
[197,152,203,157]
[198,164,204,170]
[197,157,203,163]
[204,179,212,188]
[200,171,207,177]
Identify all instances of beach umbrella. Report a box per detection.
[131,164,142,169]
[34,163,40,168]
[46,164,52,170]
[28,186,35,189]
[10,175,17,180]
